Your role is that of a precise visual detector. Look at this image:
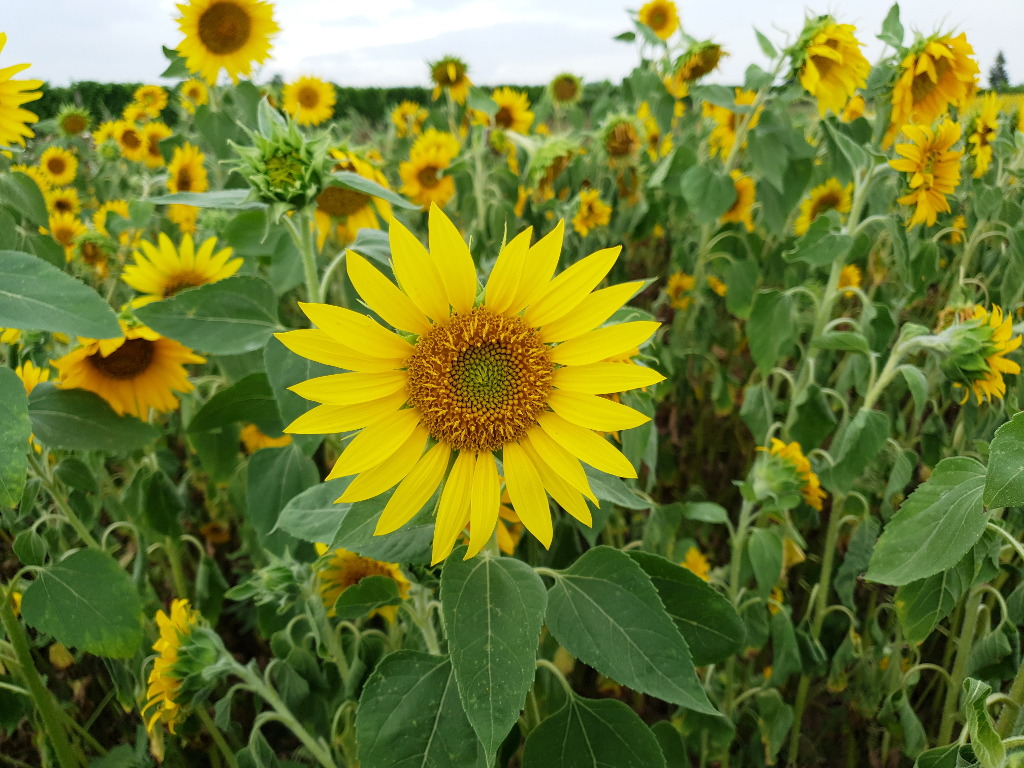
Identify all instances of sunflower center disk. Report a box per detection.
[416,164,441,189]
[89,338,156,379]
[406,308,554,452]
[297,86,320,109]
[198,1,252,55]
[317,186,368,217]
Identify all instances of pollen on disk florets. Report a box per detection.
[405,307,554,452]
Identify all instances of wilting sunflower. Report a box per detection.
[429,55,472,104]
[969,92,1000,178]
[704,88,761,159]
[176,0,279,84]
[762,438,826,511]
[666,272,695,311]
[391,100,428,138]
[42,211,86,259]
[45,186,81,217]
[549,72,582,107]
[890,33,978,134]
[947,305,1022,404]
[794,177,852,235]
[141,121,173,168]
[55,105,91,136]
[54,322,205,418]
[113,121,147,163]
[675,41,726,83]
[282,75,336,127]
[572,188,612,237]
[889,118,963,228]
[315,150,392,247]
[399,129,460,209]
[142,599,200,736]
[638,0,679,41]
[133,85,168,118]
[38,146,78,187]
[797,18,870,117]
[179,78,209,114]
[681,546,711,581]
[602,115,643,166]
[278,206,661,563]
[314,544,411,622]
[0,33,43,147]
[122,232,240,302]
[721,170,755,232]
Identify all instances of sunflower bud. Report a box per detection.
[937,305,1022,404]
[749,438,826,511]
[55,104,92,136]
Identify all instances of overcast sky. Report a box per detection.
[2,0,1019,89]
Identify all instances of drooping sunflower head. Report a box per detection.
[795,16,870,117]
[720,169,756,232]
[675,41,726,84]
[282,75,336,127]
[944,304,1022,404]
[73,231,116,278]
[638,0,679,41]
[55,104,91,136]
[179,78,209,113]
[889,118,963,228]
[549,72,583,107]
[45,186,81,217]
[429,55,472,103]
[602,115,643,165]
[278,205,661,564]
[38,146,78,187]
[175,0,280,84]
[123,232,241,301]
[794,177,853,236]
[391,100,428,138]
[132,85,169,118]
[314,546,411,622]
[890,32,979,133]
[0,33,43,147]
[53,321,206,418]
[754,438,827,511]
[572,188,612,237]
[968,91,1000,178]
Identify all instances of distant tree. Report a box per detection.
[989,51,1010,91]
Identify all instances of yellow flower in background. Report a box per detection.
[122,233,240,302]
[15,360,50,395]
[429,55,472,104]
[399,129,460,209]
[315,150,392,247]
[969,92,999,178]
[707,275,728,297]
[282,75,336,126]
[141,121,173,168]
[951,305,1022,405]
[638,101,671,161]
[764,438,826,511]
[0,33,43,147]
[549,72,583,107]
[602,116,643,165]
[314,545,411,622]
[123,103,148,123]
[667,271,696,311]
[93,120,118,145]
[572,188,612,237]
[838,264,862,295]
[1,328,22,345]
[798,19,870,116]
[113,121,147,163]
[949,214,967,244]
[278,205,660,564]
[487,87,535,133]
[38,146,78,187]
[45,186,82,217]
[74,233,116,278]
[133,85,168,118]
[682,546,711,581]
[94,199,139,247]
[143,599,200,736]
[704,89,761,159]
[392,100,428,138]
[638,0,679,41]
[794,178,852,236]
[841,94,866,122]
[179,78,209,113]
[890,33,978,135]
[166,142,209,234]
[175,0,280,84]
[55,323,205,418]
[10,163,51,194]
[720,170,756,232]
[890,119,963,227]
[240,423,292,452]
[674,41,726,83]
[42,211,86,259]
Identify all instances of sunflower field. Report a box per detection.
[3,0,1024,766]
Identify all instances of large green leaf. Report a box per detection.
[0,250,120,338]
[895,552,974,643]
[545,547,717,715]
[984,411,1024,507]
[627,552,744,666]
[264,335,332,455]
[135,275,281,355]
[0,368,30,508]
[521,694,666,768]
[823,409,890,492]
[333,575,401,621]
[145,189,264,209]
[866,457,988,586]
[20,549,143,658]
[0,171,48,226]
[330,171,419,211]
[441,550,547,759]
[28,384,159,452]
[246,444,318,554]
[783,214,853,268]
[747,291,796,377]
[355,651,488,768]
[679,164,736,224]
[188,372,282,435]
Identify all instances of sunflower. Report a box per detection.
[948,213,967,244]
[0,328,21,345]
[282,75,336,127]
[55,105,91,136]
[278,206,661,563]
[666,272,695,311]
[762,438,826,511]
[399,129,460,209]
[113,121,147,163]
[45,186,81,217]
[797,19,870,117]
[175,0,279,84]
[637,101,672,161]
[681,546,711,581]
[707,276,727,297]
[969,92,1000,178]
[314,545,411,622]
[675,41,726,83]
[240,423,292,452]
[74,232,116,278]
[42,211,86,259]
[704,89,761,159]
[54,322,205,418]
[10,163,51,194]
[549,73,582,107]
[890,33,979,135]
[841,94,866,122]
[142,599,199,736]
[602,116,643,166]
[889,119,963,228]
[315,150,392,248]
[93,120,118,146]
[133,85,168,118]
[638,0,679,41]
[94,199,137,247]
[721,170,755,232]
[949,305,1022,404]
[165,142,208,233]
[838,264,862,296]
[794,177,852,236]
[0,33,43,147]
[391,100,427,138]
[15,360,50,451]
[38,146,78,187]
[122,232,240,302]
[429,55,472,104]
[487,87,534,133]
[179,78,209,113]
[572,188,612,237]
[141,122,173,168]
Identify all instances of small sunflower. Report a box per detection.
[15,359,50,395]
[572,188,612,237]
[166,142,209,233]
[278,205,661,564]
[890,33,979,134]
[797,18,870,116]
[142,599,199,736]
[841,94,866,122]
[38,146,78,187]
[45,186,81,217]
[429,55,472,104]
[707,276,728,297]
[549,72,583,107]
[315,150,392,248]
[179,78,209,113]
[240,423,292,452]
[175,0,280,84]
[704,88,761,159]
[838,264,862,295]
[681,546,711,582]
[486,87,534,133]
[889,118,963,228]
[794,177,852,236]
[0,328,22,345]
[141,122,173,168]
[55,105,91,136]
[42,211,86,259]
[666,271,696,311]
[133,85,169,118]
[282,75,336,127]
[399,129,460,209]
[54,322,206,418]
[391,100,428,138]
[122,232,240,302]
[968,92,1000,178]
[675,41,726,83]
[314,545,412,622]
[720,170,756,232]
[74,232,116,278]
[113,121,147,163]
[638,0,679,41]
[949,305,1022,404]
[762,438,826,511]
[0,33,43,147]
[93,120,118,146]
[94,199,137,246]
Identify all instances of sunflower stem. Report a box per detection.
[28,451,100,550]
[163,535,191,600]
[306,594,353,693]
[195,706,239,768]
[284,209,323,303]
[938,586,984,744]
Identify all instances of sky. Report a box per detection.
[2,0,1019,89]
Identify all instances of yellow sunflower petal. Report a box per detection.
[284,393,406,434]
[274,329,405,372]
[375,442,451,536]
[484,227,534,313]
[537,412,637,478]
[539,281,644,343]
[503,442,552,548]
[428,204,477,314]
[524,246,621,328]
[432,450,476,564]
[299,302,413,360]
[288,371,407,405]
[507,220,564,314]
[346,251,431,335]
[338,426,429,502]
[389,216,451,321]
[553,362,665,394]
[548,389,650,431]
[522,440,592,526]
[521,428,597,503]
[466,452,501,558]
[549,321,660,366]
[326,409,421,478]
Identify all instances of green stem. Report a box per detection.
[0,587,82,768]
[721,500,756,768]
[404,588,442,656]
[996,655,1024,738]
[306,595,352,691]
[28,452,100,550]
[283,211,322,304]
[938,587,984,744]
[195,706,239,768]
[163,536,190,600]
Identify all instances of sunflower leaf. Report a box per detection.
[0,172,48,227]
[983,410,1024,508]
[144,189,264,209]
[329,171,420,211]
[332,575,401,621]
[0,368,30,508]
[27,384,159,452]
